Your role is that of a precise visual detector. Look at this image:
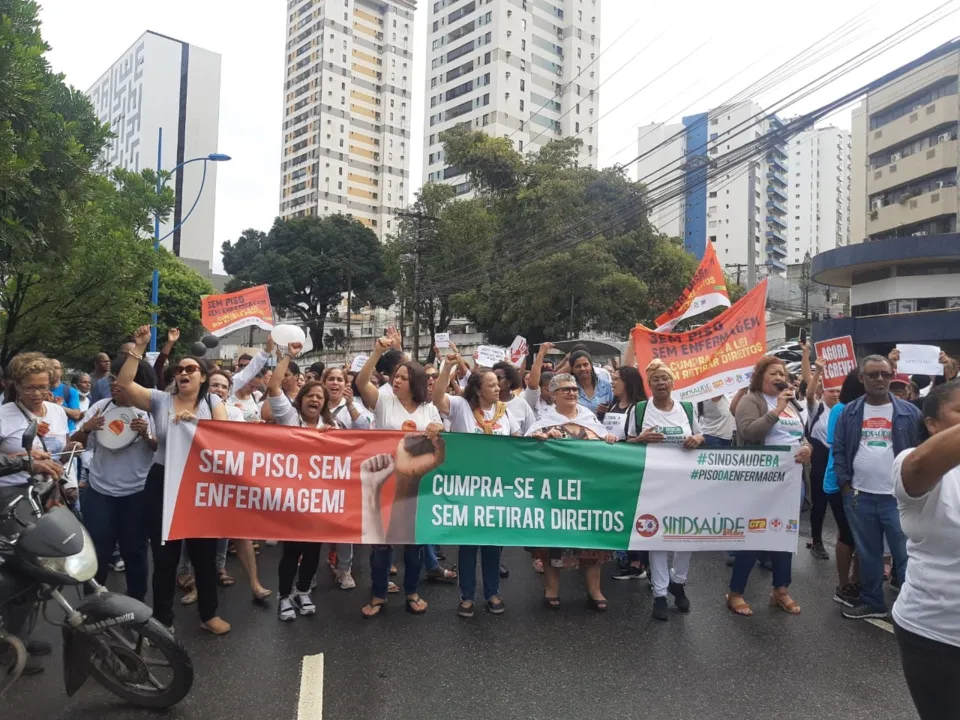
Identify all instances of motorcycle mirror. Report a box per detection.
[21,419,38,453]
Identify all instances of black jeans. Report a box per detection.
[895,620,960,719]
[143,464,219,625]
[278,542,323,597]
[809,439,829,545]
[81,485,149,601]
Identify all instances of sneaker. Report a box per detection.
[668,581,690,612]
[457,600,475,618]
[612,566,647,581]
[338,569,356,590]
[809,542,830,560]
[833,584,861,607]
[293,591,316,616]
[278,596,296,622]
[842,603,888,620]
[110,558,125,572]
[652,596,669,621]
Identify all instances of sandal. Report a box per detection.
[770,590,801,615]
[180,588,198,606]
[252,586,273,603]
[457,600,475,618]
[487,596,506,615]
[425,567,458,582]
[217,571,236,587]
[200,617,231,635]
[586,594,608,612]
[387,581,400,594]
[725,593,754,617]
[543,593,561,610]
[176,574,195,592]
[361,599,387,619]
[405,594,428,615]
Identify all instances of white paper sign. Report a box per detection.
[145,351,160,367]
[349,354,369,373]
[475,345,507,368]
[507,335,527,367]
[435,332,451,349]
[896,344,943,375]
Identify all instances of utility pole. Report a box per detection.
[345,270,352,362]
[724,263,747,287]
[395,209,438,361]
[800,251,812,318]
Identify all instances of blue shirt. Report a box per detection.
[823,402,844,494]
[50,382,81,432]
[578,375,614,414]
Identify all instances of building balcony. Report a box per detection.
[765,242,788,257]
[767,154,788,173]
[765,257,788,271]
[766,214,787,228]
[767,184,788,201]
[869,100,958,154]
[868,139,958,196]
[868,187,958,236]
[768,171,788,187]
[765,229,787,243]
[766,199,787,214]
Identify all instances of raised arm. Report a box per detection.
[801,340,813,388]
[117,325,154,412]
[623,330,637,369]
[528,342,553,390]
[356,336,392,410]
[268,342,299,397]
[806,366,822,412]
[232,335,275,390]
[433,349,458,417]
[900,421,960,497]
[155,327,180,379]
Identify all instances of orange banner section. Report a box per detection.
[654,242,731,331]
[201,285,274,337]
[814,336,856,390]
[634,281,768,403]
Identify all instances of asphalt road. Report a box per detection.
[4,522,917,720]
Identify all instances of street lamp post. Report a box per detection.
[150,126,231,352]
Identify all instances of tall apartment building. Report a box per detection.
[279,0,416,235]
[86,31,223,270]
[424,0,601,193]
[635,101,789,277]
[786,126,851,264]
[851,45,959,244]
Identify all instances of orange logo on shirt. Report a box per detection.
[108,419,126,436]
[400,420,417,432]
[863,417,892,429]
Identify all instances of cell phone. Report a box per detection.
[799,328,807,345]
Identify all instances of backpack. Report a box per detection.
[631,400,695,436]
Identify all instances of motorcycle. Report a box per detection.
[0,420,193,708]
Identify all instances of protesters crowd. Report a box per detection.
[1,324,958,719]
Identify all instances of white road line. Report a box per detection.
[297,653,325,720]
[866,618,895,634]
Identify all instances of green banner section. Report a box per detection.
[415,434,647,549]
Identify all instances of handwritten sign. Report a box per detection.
[349,354,369,373]
[897,344,942,375]
[475,345,507,369]
[435,332,451,349]
[508,335,528,367]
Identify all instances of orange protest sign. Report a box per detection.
[634,280,768,403]
[201,285,274,337]
[814,336,856,390]
[654,242,731,331]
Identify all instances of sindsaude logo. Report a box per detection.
[661,515,745,539]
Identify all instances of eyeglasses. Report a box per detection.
[209,382,230,390]
[556,386,579,394]
[862,371,894,380]
[19,385,49,395]
[174,365,201,376]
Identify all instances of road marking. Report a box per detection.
[297,653,324,720]
[866,618,894,634]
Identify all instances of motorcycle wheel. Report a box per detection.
[85,618,194,709]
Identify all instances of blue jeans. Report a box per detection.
[81,486,149,601]
[370,545,422,599]
[703,435,732,447]
[729,551,792,594]
[423,544,440,571]
[458,546,501,602]
[843,491,907,610]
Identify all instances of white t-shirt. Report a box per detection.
[892,448,960,648]
[225,405,245,422]
[603,403,633,441]
[699,396,735,440]
[523,386,552,420]
[807,400,831,445]
[852,402,895,494]
[0,401,70,487]
[229,394,261,423]
[446,395,520,436]
[762,394,804,447]
[505,394,536,435]
[374,391,442,432]
[328,398,371,430]
[628,401,700,444]
[82,399,155,496]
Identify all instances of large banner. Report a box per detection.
[163,420,802,552]
[633,281,768,404]
[654,242,731,332]
[201,285,275,337]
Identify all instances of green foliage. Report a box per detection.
[221,214,393,349]
[156,249,215,349]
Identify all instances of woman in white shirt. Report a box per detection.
[892,380,960,719]
[627,359,704,621]
[357,335,444,618]
[434,351,519,618]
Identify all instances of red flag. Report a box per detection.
[654,243,731,331]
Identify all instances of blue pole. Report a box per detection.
[150,128,162,353]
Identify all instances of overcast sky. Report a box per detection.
[37,0,958,272]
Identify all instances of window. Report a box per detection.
[577,47,581,58]
[520,99,524,111]
[521,39,526,50]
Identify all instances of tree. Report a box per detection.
[156,249,216,348]
[221,214,393,349]
[324,328,347,350]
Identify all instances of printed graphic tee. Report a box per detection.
[762,394,804,447]
[628,401,700,444]
[852,402,895,494]
[374,391,442,432]
[446,396,520,436]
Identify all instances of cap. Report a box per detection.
[890,373,911,387]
